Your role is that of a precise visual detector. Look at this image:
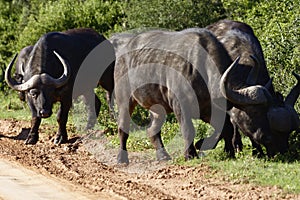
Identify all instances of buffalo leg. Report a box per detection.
[25,116,41,145]
[95,94,101,118]
[173,106,198,160]
[147,108,171,161]
[54,100,72,144]
[221,115,235,157]
[117,98,137,164]
[83,92,101,130]
[232,123,243,152]
[195,112,235,157]
[106,91,116,120]
[250,139,264,157]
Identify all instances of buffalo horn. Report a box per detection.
[285,72,300,107]
[220,56,271,105]
[5,51,70,91]
[40,51,70,88]
[4,53,36,91]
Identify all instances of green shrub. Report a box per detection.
[16,0,125,49]
[123,0,226,31]
[0,1,22,75]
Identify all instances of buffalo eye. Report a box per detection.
[29,89,39,99]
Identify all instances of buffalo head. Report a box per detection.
[5,51,70,118]
[205,19,300,157]
[221,56,300,157]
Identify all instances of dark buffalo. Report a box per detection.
[114,28,277,164]
[5,28,115,145]
[205,19,300,157]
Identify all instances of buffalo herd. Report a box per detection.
[5,20,299,163]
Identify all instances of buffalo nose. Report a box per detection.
[39,109,51,118]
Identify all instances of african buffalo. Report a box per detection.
[5,28,115,145]
[205,19,300,157]
[114,28,274,164]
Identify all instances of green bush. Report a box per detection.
[0,1,21,72]
[16,0,125,49]
[123,0,226,31]
[0,0,125,91]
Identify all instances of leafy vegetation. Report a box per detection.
[123,0,225,30]
[0,0,300,194]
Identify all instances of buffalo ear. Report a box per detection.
[285,72,300,107]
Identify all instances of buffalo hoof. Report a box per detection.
[156,148,171,161]
[224,146,235,158]
[185,145,198,161]
[24,134,38,145]
[54,134,68,145]
[117,149,129,164]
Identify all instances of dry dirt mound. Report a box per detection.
[0,119,298,200]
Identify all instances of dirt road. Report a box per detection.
[0,159,122,200]
[0,119,299,199]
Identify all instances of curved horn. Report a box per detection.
[246,55,261,85]
[285,72,300,106]
[4,53,35,91]
[5,53,42,91]
[40,51,70,88]
[220,56,271,105]
[5,51,70,91]
[5,53,40,91]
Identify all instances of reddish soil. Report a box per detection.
[0,119,299,200]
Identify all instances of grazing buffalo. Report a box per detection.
[205,19,300,157]
[114,28,276,164]
[5,28,115,145]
